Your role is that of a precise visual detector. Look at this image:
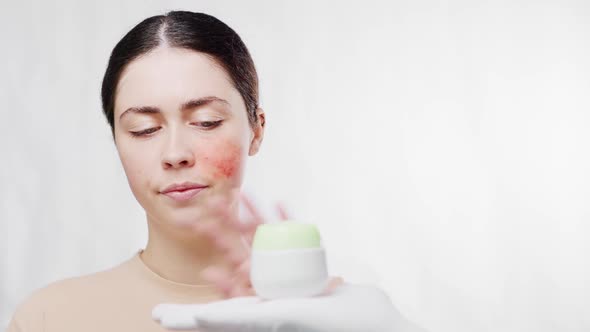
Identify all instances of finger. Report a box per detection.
[230,215,262,234]
[244,232,256,245]
[207,228,250,258]
[208,193,264,236]
[200,209,248,245]
[229,262,254,298]
[236,260,251,282]
[240,193,265,223]
[207,262,253,298]
[195,223,245,256]
[206,196,241,227]
[207,237,246,265]
[212,198,261,234]
[201,267,234,297]
[227,248,249,267]
[229,284,256,298]
[228,269,255,298]
[321,276,345,295]
[203,195,253,231]
[201,266,253,299]
[276,202,290,221]
[209,230,235,252]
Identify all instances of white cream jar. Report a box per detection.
[250,221,329,299]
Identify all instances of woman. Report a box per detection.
[7,11,418,332]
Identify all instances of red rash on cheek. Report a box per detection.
[204,141,244,179]
[216,154,239,178]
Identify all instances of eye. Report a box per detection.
[129,127,160,137]
[192,120,223,129]
[128,120,222,137]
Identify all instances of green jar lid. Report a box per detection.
[252,221,321,250]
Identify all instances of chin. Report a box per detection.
[164,206,209,224]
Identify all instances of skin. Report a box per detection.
[112,45,341,298]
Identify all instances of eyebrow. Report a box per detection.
[119,96,230,120]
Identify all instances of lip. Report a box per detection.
[162,187,206,202]
[160,182,208,202]
[161,181,207,194]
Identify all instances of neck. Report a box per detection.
[140,212,234,285]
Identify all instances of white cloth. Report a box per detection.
[152,283,426,332]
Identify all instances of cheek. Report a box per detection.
[201,140,246,180]
[119,148,148,188]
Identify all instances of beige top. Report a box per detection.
[5,250,224,332]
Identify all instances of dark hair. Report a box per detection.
[101,11,259,141]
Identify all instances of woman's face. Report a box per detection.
[113,47,263,226]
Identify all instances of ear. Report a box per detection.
[248,108,265,156]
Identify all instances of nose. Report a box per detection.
[161,128,196,170]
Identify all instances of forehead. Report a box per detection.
[114,47,238,117]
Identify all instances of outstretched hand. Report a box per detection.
[154,194,426,332]
[184,193,342,298]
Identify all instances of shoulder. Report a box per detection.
[5,258,133,332]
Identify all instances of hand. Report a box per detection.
[187,193,286,298]
[152,283,425,332]
[189,193,341,299]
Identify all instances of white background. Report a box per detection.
[1,1,589,331]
